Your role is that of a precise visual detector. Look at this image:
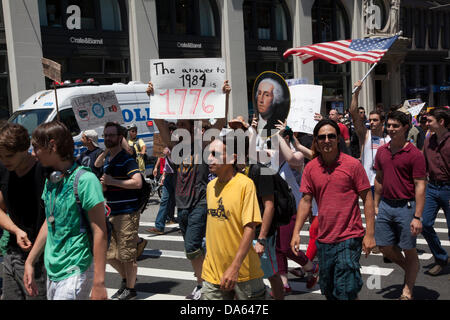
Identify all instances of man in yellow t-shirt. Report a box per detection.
[127,124,146,174]
[201,134,266,300]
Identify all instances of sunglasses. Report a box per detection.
[317,133,337,141]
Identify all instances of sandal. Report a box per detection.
[399,294,413,300]
[289,267,305,278]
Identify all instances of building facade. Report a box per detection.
[2,0,449,121]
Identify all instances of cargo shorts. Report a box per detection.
[107,211,140,262]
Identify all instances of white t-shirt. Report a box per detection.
[361,130,390,186]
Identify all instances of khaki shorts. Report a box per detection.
[107,211,140,262]
[201,278,267,300]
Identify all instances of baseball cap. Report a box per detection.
[83,130,99,147]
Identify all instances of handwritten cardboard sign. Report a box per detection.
[71,91,124,131]
[150,58,226,119]
[42,58,61,83]
[286,85,323,134]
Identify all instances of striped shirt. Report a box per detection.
[104,150,140,215]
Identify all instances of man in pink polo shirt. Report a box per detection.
[374,110,427,300]
[290,119,376,300]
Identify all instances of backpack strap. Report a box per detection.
[73,168,90,234]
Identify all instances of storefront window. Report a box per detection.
[70,58,103,74]
[105,59,127,73]
[275,3,287,41]
[257,5,271,40]
[157,0,219,38]
[312,0,349,43]
[67,0,96,30]
[199,0,215,37]
[312,0,350,112]
[175,0,195,35]
[0,55,6,74]
[39,0,63,27]
[0,1,4,27]
[243,0,290,41]
[100,0,122,31]
[0,77,9,120]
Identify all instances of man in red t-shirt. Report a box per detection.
[290,120,376,300]
[374,110,427,300]
[329,109,350,148]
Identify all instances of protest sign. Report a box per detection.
[407,102,426,118]
[41,58,61,83]
[150,58,226,119]
[252,71,291,135]
[71,91,124,131]
[286,85,323,134]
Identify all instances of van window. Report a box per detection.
[9,108,53,135]
[59,108,81,136]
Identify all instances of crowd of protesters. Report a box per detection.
[0,77,448,301]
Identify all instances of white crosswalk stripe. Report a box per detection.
[1,208,446,300]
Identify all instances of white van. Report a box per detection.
[8,81,157,175]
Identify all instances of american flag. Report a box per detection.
[283,35,399,64]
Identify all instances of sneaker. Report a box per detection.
[289,267,305,278]
[306,263,319,289]
[136,238,148,258]
[118,288,137,300]
[146,227,164,235]
[110,279,127,300]
[186,285,202,300]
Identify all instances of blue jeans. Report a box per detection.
[178,205,207,260]
[155,173,176,231]
[422,183,450,265]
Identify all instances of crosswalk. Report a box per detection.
[102,205,448,300]
[0,206,447,300]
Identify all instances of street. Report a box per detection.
[103,194,450,300]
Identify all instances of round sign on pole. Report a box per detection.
[252,71,291,136]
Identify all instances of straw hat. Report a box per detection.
[228,116,249,129]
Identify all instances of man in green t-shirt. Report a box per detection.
[23,121,108,300]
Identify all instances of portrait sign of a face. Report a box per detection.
[252,71,290,134]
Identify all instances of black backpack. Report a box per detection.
[136,173,151,214]
[247,163,297,228]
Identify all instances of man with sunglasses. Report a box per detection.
[291,120,376,300]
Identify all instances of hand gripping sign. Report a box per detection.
[150,58,226,119]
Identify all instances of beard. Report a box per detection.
[104,139,119,149]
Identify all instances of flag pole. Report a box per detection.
[352,63,378,94]
[351,31,403,94]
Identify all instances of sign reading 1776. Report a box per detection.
[150,58,226,119]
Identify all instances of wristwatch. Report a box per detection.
[257,238,266,246]
[413,215,423,222]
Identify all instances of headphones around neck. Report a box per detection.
[49,163,78,184]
